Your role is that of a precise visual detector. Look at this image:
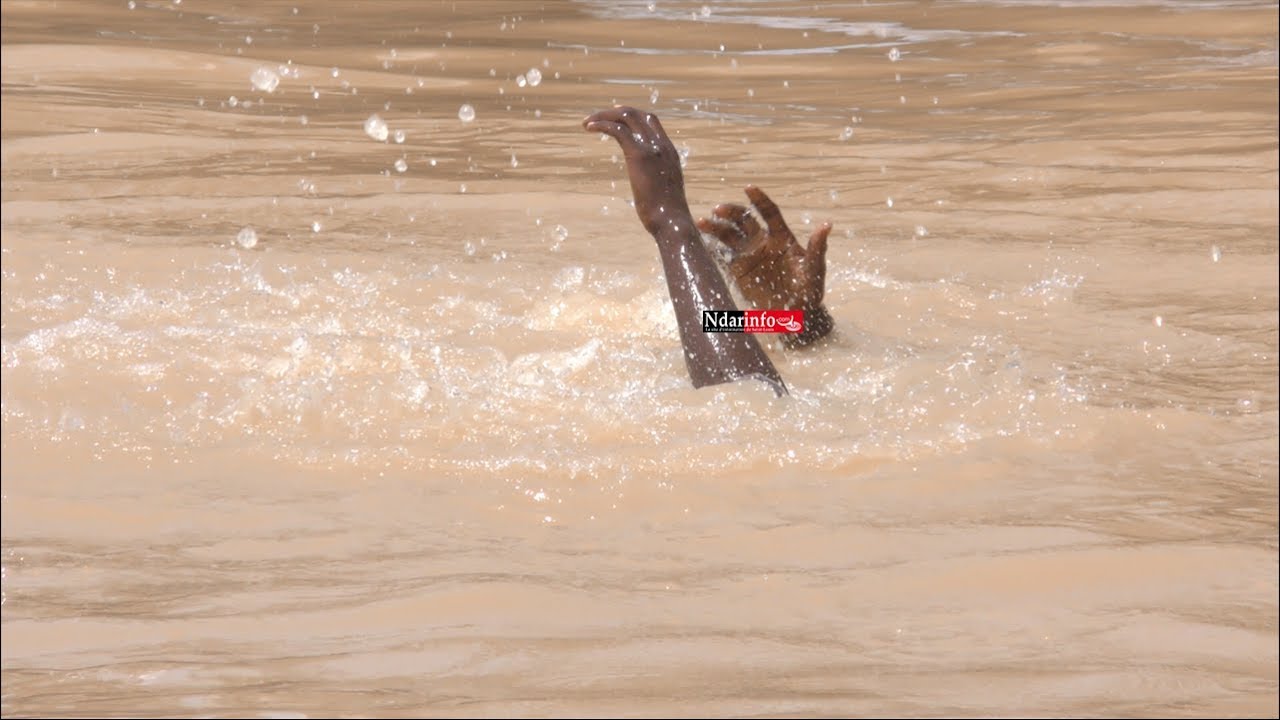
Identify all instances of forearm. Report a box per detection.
[652,223,787,396]
[580,106,789,396]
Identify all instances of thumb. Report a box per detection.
[805,223,831,304]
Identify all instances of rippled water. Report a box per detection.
[3,1,1277,716]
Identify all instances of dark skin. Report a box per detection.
[583,106,788,396]
[695,187,835,348]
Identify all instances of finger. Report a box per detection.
[618,107,677,157]
[709,203,764,244]
[599,106,650,139]
[696,216,752,253]
[583,106,636,127]
[610,105,663,137]
[805,222,832,304]
[584,118,628,143]
[585,107,649,148]
[711,202,749,222]
[743,185,793,251]
[643,111,669,141]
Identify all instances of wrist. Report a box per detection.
[645,207,698,244]
[786,303,834,347]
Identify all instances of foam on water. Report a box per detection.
[0,243,1093,512]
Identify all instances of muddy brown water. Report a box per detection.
[2,1,1277,717]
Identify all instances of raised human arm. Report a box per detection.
[582,106,787,396]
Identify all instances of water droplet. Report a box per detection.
[886,197,894,208]
[1210,245,1222,262]
[228,95,239,107]
[650,88,660,105]
[829,189,839,201]
[250,66,280,94]
[1153,315,1164,327]
[127,1,135,9]
[839,126,854,141]
[888,47,901,62]
[915,225,929,237]
[393,129,405,144]
[678,145,690,168]
[458,103,476,122]
[429,158,438,167]
[647,2,655,11]
[363,114,389,142]
[526,68,542,87]
[299,114,308,125]
[311,220,322,233]
[464,240,477,256]
[550,224,569,251]
[801,212,812,225]
[700,5,710,17]
[394,158,408,173]
[331,67,340,78]
[459,183,467,193]
[235,226,258,249]
[517,75,527,88]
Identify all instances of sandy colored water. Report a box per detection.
[2,0,1277,716]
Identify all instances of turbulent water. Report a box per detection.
[2,1,1277,716]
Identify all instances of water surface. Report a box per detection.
[2,0,1278,716]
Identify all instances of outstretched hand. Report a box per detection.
[696,186,834,346]
[583,106,691,238]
